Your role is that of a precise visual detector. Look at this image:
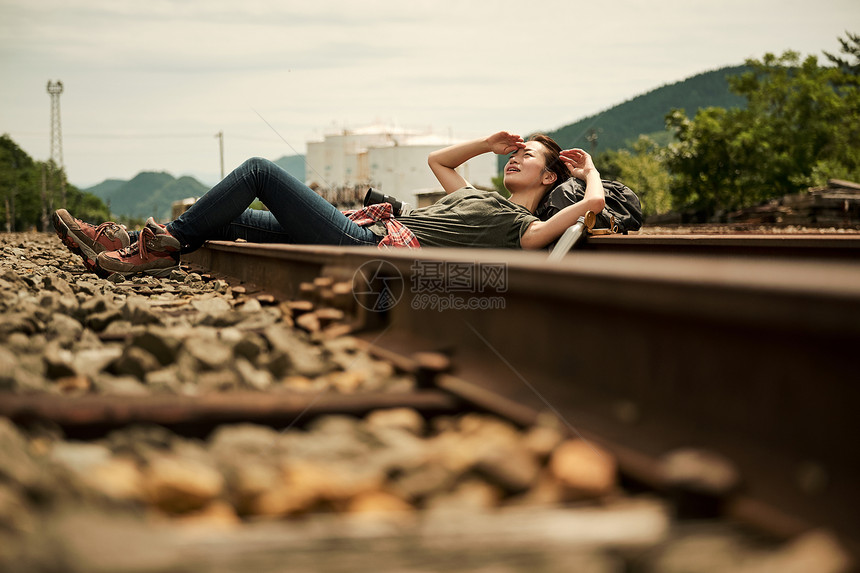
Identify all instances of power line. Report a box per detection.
[9,131,285,143]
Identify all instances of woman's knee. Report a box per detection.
[240,156,275,174]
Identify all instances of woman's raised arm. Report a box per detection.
[520,148,606,250]
[428,131,525,194]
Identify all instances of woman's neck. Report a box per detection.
[508,186,546,213]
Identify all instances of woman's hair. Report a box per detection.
[529,134,569,189]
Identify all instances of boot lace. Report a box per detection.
[117,226,155,260]
[92,222,120,244]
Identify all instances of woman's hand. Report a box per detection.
[485,131,526,155]
[560,148,598,180]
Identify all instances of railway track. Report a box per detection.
[175,234,860,556]
[1,231,858,571]
[584,232,860,260]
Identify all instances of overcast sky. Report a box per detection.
[1,0,856,188]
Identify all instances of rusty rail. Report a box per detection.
[584,233,860,260]
[0,391,464,439]
[180,239,860,555]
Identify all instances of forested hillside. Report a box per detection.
[273,155,306,181]
[84,179,125,201]
[0,134,108,232]
[86,172,208,221]
[546,65,749,152]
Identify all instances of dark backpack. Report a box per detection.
[534,178,643,234]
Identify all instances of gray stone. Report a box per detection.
[142,368,183,393]
[0,482,35,534]
[264,323,332,378]
[285,417,373,462]
[122,296,161,326]
[260,351,290,378]
[71,346,124,378]
[208,423,285,458]
[238,298,262,313]
[101,319,139,339]
[363,427,429,476]
[425,478,502,513]
[42,342,77,379]
[365,408,426,436]
[235,358,273,391]
[474,443,541,495]
[0,312,39,338]
[182,337,232,370]
[0,418,44,489]
[196,368,241,393]
[191,296,230,316]
[169,268,187,281]
[45,312,84,342]
[75,280,99,296]
[143,454,224,514]
[0,269,26,288]
[390,463,458,502]
[77,295,114,318]
[234,307,281,330]
[111,346,161,380]
[73,328,106,351]
[220,458,283,516]
[93,374,150,396]
[50,442,113,474]
[80,457,146,502]
[42,275,75,299]
[86,308,122,332]
[0,346,19,390]
[37,291,61,313]
[3,332,31,352]
[105,424,176,459]
[231,331,268,364]
[129,328,183,366]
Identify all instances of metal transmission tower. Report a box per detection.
[46,80,66,208]
[215,130,225,180]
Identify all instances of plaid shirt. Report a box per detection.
[342,203,420,248]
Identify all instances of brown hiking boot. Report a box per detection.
[53,209,130,276]
[97,218,180,276]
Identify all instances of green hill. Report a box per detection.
[83,157,304,222]
[273,155,306,180]
[85,178,125,201]
[86,172,208,221]
[544,65,749,153]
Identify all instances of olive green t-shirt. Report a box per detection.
[393,187,539,248]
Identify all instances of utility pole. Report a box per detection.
[215,131,224,180]
[47,80,66,208]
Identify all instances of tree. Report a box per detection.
[598,136,673,216]
[664,34,860,220]
[0,135,37,232]
[0,134,109,231]
[824,31,860,75]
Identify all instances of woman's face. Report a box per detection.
[503,141,553,192]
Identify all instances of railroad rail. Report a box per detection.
[584,232,860,260]
[176,235,860,557]
[0,390,464,440]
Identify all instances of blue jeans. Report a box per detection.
[130,158,379,253]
